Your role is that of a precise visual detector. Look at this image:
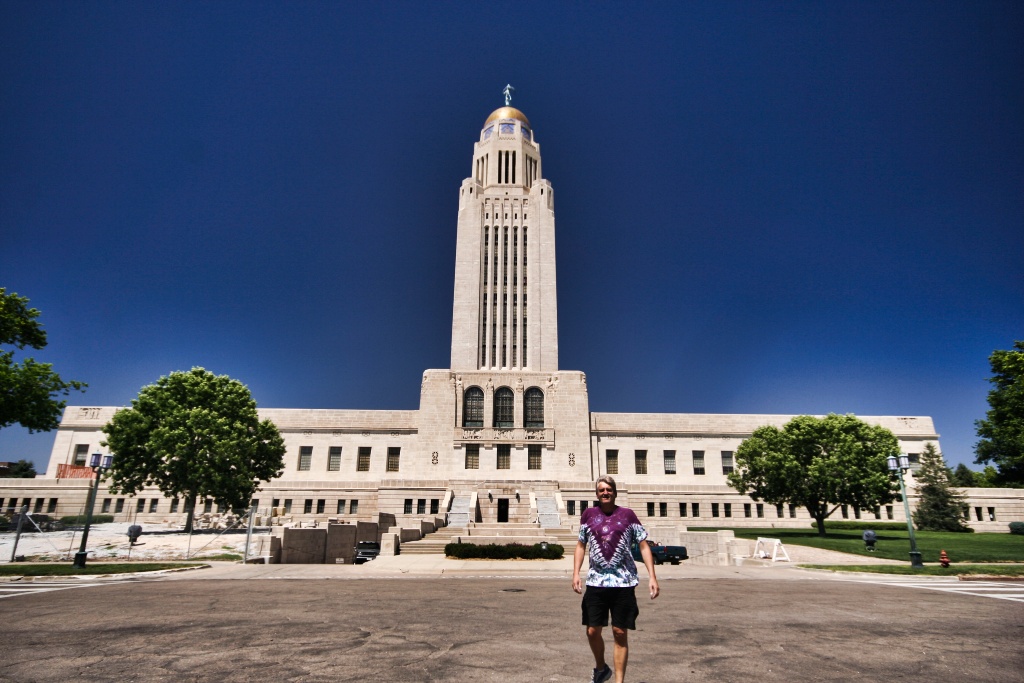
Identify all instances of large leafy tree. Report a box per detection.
[975,341,1024,486]
[0,288,86,432]
[728,414,900,536]
[102,368,285,531]
[3,459,37,478]
[913,443,970,532]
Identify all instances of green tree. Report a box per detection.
[912,443,970,532]
[0,288,86,432]
[728,414,900,536]
[950,463,979,487]
[975,341,1024,486]
[3,459,37,478]
[102,368,285,532]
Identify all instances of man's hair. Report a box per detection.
[595,475,617,494]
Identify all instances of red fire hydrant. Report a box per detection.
[939,550,950,568]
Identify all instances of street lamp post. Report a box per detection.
[887,453,924,568]
[72,453,114,569]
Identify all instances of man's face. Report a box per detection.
[596,482,616,505]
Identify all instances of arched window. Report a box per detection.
[524,387,544,429]
[493,387,514,428]
[463,387,484,428]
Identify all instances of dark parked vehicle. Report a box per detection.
[354,541,381,564]
[631,540,687,565]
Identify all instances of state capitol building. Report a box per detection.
[5,99,1016,533]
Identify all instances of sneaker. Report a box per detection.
[591,664,612,683]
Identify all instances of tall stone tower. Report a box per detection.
[450,105,558,372]
[417,98,592,484]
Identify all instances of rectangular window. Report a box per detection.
[283,499,292,513]
[580,500,588,512]
[659,502,667,517]
[975,506,983,521]
[721,451,734,474]
[298,446,312,471]
[430,499,439,515]
[776,504,784,517]
[404,499,413,514]
[711,503,720,518]
[874,509,881,519]
[304,499,313,514]
[679,502,687,517]
[149,499,158,513]
[528,445,542,470]
[756,503,764,518]
[886,505,894,520]
[663,450,677,475]
[217,502,226,513]
[357,447,371,472]
[33,498,43,513]
[606,450,618,474]
[567,501,576,516]
[635,450,648,475]
[691,503,700,517]
[74,444,89,466]
[316,499,325,514]
[789,504,797,518]
[465,444,480,469]
[349,500,358,514]
[988,507,996,521]
[170,499,179,513]
[497,444,511,469]
[744,503,751,518]
[417,499,426,515]
[337,499,346,514]
[724,503,731,518]
[841,505,849,519]
[692,451,705,475]
[647,502,655,517]
[386,447,401,472]
[853,506,861,520]
[138,499,147,513]
[328,446,342,471]
[47,498,58,513]
[115,499,125,513]
[273,498,280,508]
[102,498,112,513]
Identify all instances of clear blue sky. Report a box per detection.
[2,2,1021,473]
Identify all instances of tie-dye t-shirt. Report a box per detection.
[578,505,649,588]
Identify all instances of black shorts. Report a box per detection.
[581,585,639,630]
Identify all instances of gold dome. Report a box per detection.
[484,106,530,128]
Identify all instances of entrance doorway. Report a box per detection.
[497,498,509,523]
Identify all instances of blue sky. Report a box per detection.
[2,2,1021,472]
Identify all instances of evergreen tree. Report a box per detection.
[949,463,978,487]
[913,443,970,532]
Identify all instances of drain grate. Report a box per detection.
[501,588,526,592]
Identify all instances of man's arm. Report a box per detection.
[572,540,586,594]
[638,540,660,599]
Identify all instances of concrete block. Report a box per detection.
[399,527,422,543]
[380,532,399,556]
[326,523,358,564]
[420,520,435,535]
[282,527,327,564]
[356,521,378,544]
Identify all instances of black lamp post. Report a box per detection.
[887,453,924,568]
[72,453,113,569]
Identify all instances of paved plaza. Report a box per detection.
[2,560,1021,682]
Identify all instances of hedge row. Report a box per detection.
[1009,522,1024,535]
[445,542,564,560]
[59,514,115,525]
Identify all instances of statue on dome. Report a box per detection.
[503,84,514,106]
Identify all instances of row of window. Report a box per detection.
[403,498,441,515]
[462,444,543,469]
[1,497,58,514]
[606,449,733,476]
[463,386,544,428]
[295,446,401,472]
[269,498,361,515]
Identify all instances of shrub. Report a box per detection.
[59,514,114,525]
[1009,522,1024,535]
[444,542,564,560]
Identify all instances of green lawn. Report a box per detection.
[690,527,1024,563]
[0,562,206,577]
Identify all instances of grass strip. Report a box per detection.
[0,562,206,576]
[799,563,1024,576]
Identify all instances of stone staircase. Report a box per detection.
[447,494,473,526]
[536,496,560,528]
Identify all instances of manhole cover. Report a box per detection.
[501,588,526,592]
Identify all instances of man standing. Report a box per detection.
[572,475,659,683]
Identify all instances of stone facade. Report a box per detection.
[2,103,1020,534]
